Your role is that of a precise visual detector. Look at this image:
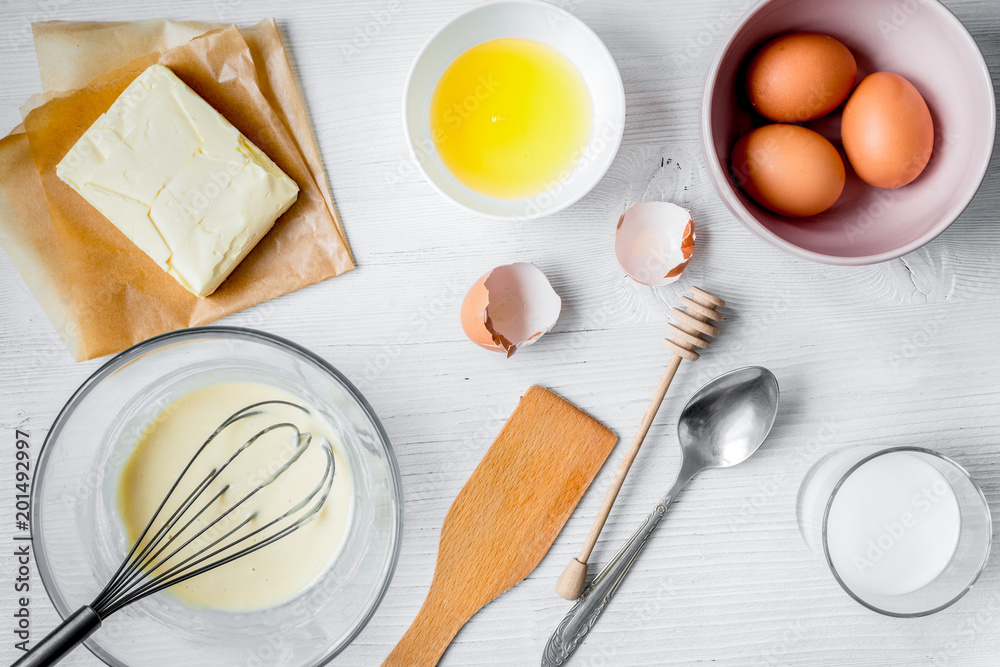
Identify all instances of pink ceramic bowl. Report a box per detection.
[701,0,995,265]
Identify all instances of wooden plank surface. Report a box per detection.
[1,0,999,665]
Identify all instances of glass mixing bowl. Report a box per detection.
[31,327,403,666]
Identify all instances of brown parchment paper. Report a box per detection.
[0,128,81,356]
[0,20,354,361]
[32,19,228,93]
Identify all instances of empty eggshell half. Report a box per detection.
[460,262,562,357]
[615,202,695,286]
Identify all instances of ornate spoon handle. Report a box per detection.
[541,466,695,667]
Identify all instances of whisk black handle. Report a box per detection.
[12,606,101,667]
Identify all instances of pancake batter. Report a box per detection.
[117,381,353,611]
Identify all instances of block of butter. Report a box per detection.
[56,64,299,297]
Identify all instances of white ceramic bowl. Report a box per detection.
[403,0,626,220]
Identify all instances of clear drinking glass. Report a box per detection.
[31,327,403,666]
[797,445,991,617]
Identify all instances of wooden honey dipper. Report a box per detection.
[555,286,725,600]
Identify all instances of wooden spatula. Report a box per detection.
[383,385,617,666]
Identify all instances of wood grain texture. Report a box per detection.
[0,0,998,665]
[384,385,617,666]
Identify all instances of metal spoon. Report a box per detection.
[541,366,780,666]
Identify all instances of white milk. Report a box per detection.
[825,451,961,598]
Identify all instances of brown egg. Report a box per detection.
[747,32,857,123]
[732,124,846,217]
[841,72,934,189]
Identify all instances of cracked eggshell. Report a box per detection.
[614,202,695,286]
[460,262,561,357]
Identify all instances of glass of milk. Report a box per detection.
[797,445,991,616]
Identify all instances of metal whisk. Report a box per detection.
[16,400,335,667]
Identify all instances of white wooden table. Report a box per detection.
[1,0,999,665]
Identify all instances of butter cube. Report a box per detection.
[57,64,299,297]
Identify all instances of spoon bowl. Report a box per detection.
[679,366,780,469]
